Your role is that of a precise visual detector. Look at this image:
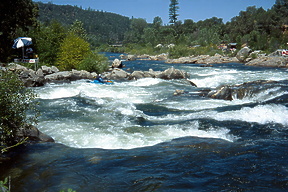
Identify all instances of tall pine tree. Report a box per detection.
[169,0,179,25]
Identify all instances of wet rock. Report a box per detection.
[16,124,55,143]
[106,68,131,80]
[156,67,189,79]
[186,79,197,87]
[208,86,233,101]
[205,80,281,101]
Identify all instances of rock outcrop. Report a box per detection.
[16,124,55,143]
[236,47,252,62]
[104,68,131,80]
[166,54,238,64]
[155,67,189,79]
[3,64,96,87]
[106,67,189,80]
[2,63,190,87]
[245,56,288,68]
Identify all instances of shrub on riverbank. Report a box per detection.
[56,33,91,71]
[78,52,109,74]
[118,44,224,59]
[0,71,38,148]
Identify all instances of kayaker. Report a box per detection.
[95,74,105,83]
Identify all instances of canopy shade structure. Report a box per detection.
[12,37,32,49]
[12,37,33,59]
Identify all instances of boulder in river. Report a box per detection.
[112,59,124,68]
[205,80,282,101]
[236,47,252,62]
[155,67,189,79]
[105,68,131,80]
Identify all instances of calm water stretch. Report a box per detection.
[1,53,288,191]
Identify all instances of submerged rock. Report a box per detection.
[205,80,282,101]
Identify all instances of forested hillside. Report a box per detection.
[36,2,130,46]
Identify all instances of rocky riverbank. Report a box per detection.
[2,47,287,88]
[245,56,288,68]
[122,47,288,68]
[166,54,239,64]
[1,63,189,87]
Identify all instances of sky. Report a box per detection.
[35,0,276,24]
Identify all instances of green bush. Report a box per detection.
[0,71,38,147]
[78,52,109,73]
[168,45,223,59]
[56,33,91,71]
[169,45,191,59]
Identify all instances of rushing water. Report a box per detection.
[1,53,288,191]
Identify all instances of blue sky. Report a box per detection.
[35,0,276,24]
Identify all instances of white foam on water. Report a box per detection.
[147,103,288,126]
[189,67,287,88]
[197,69,238,77]
[190,74,236,88]
[36,85,80,99]
[214,104,288,126]
[34,63,287,150]
[127,78,162,87]
[39,119,235,149]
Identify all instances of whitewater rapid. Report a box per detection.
[34,62,288,149]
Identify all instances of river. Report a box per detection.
[1,53,288,191]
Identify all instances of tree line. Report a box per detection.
[125,0,288,56]
[1,0,288,64]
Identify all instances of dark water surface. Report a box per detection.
[1,53,288,191]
